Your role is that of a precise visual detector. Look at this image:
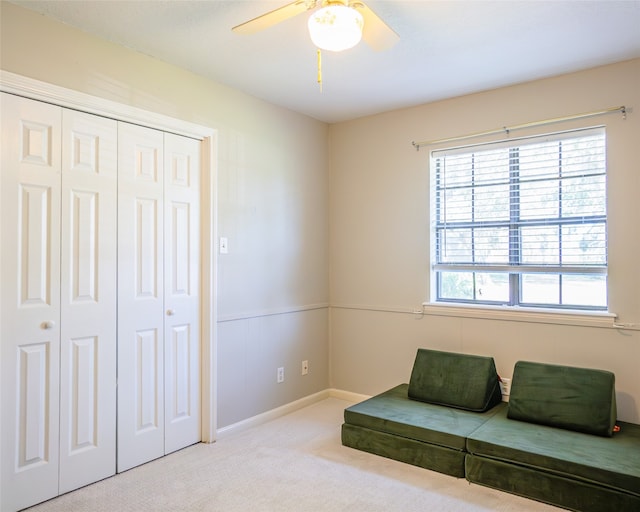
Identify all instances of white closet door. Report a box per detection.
[164,133,201,454]
[58,109,117,492]
[117,123,165,472]
[1,93,62,511]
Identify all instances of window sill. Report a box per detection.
[422,302,620,329]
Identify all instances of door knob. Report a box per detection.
[42,320,55,329]
[166,309,175,316]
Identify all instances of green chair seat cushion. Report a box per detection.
[343,384,506,451]
[466,407,640,497]
[508,361,617,437]
[407,349,502,412]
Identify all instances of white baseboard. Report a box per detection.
[215,388,370,440]
[328,388,371,403]
[216,389,330,440]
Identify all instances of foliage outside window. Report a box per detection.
[431,127,607,310]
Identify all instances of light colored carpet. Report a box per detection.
[27,397,559,511]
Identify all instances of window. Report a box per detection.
[431,128,607,310]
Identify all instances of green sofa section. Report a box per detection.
[466,362,640,511]
[408,348,502,412]
[342,349,505,477]
[507,361,617,437]
[342,384,506,477]
[465,455,639,512]
[341,350,640,512]
[466,407,640,511]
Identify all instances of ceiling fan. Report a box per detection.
[232,0,400,52]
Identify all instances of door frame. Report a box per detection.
[0,70,219,443]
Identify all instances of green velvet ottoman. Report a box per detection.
[466,361,640,512]
[341,349,505,478]
[466,408,640,511]
[342,384,505,477]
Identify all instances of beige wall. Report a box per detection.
[3,2,639,427]
[329,58,640,422]
[0,2,330,429]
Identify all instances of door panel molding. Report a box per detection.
[2,93,62,512]
[59,108,118,494]
[1,70,218,444]
[1,72,217,512]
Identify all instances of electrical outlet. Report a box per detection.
[499,377,512,397]
[277,367,285,383]
[301,360,309,375]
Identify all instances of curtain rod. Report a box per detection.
[411,105,627,151]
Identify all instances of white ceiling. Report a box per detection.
[9,0,640,123]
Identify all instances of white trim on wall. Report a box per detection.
[0,70,219,442]
[0,71,210,139]
[217,303,330,323]
[329,302,630,330]
[215,389,370,439]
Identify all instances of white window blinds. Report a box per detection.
[431,127,607,309]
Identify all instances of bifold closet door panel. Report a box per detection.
[164,133,201,454]
[58,109,117,493]
[117,122,166,473]
[2,92,203,510]
[1,93,63,511]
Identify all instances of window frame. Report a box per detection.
[429,127,608,312]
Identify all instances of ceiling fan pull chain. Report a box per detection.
[317,48,323,92]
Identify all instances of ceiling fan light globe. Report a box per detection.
[308,5,363,52]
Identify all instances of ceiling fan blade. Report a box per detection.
[355,1,400,51]
[232,0,314,34]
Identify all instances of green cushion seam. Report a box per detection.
[408,396,492,413]
[345,422,467,452]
